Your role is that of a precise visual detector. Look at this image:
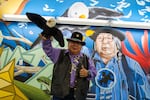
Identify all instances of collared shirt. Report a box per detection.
[42,39,96,87]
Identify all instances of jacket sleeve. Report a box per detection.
[42,39,61,63]
[87,58,97,80]
[126,56,150,99]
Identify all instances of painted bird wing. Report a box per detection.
[88,7,123,19]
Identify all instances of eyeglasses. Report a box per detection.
[96,35,113,42]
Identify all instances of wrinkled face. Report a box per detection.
[95,33,117,56]
[68,41,82,55]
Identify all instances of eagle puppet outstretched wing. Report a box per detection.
[26,12,65,47]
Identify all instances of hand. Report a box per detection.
[40,34,53,41]
[39,34,47,40]
[79,65,89,77]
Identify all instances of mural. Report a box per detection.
[0,0,150,100]
[122,30,150,74]
[0,59,28,100]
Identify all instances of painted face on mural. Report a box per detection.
[95,33,117,57]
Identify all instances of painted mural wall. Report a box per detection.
[0,0,150,100]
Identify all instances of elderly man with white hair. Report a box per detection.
[90,27,150,100]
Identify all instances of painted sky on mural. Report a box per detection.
[21,0,150,22]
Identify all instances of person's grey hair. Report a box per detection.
[113,36,123,63]
[113,36,122,51]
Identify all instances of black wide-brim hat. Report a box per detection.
[67,32,85,45]
[90,27,125,41]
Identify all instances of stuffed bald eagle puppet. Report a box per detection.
[26,12,64,48]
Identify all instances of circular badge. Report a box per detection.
[95,68,116,90]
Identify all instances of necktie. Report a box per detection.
[70,56,80,87]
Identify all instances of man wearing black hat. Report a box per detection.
[41,31,96,100]
[90,27,150,100]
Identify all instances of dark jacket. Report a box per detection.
[51,50,89,100]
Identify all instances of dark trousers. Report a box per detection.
[52,88,75,100]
